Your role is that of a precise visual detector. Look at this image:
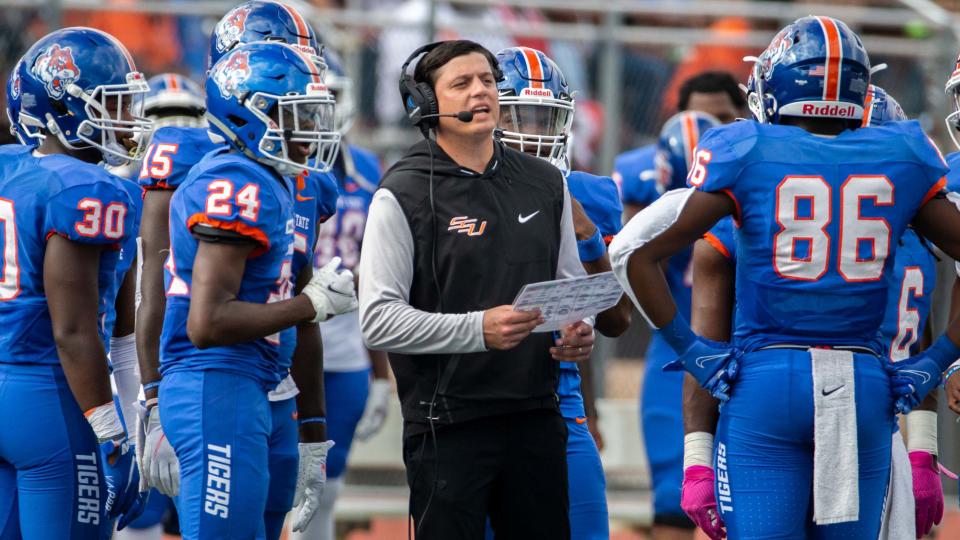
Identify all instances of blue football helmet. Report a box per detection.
[657,111,720,192]
[140,73,206,128]
[206,41,340,175]
[745,16,870,124]
[494,46,574,169]
[208,1,324,72]
[945,54,960,150]
[323,48,354,135]
[863,85,906,127]
[6,59,38,146]
[14,27,152,165]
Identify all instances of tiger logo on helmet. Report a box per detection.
[215,5,252,53]
[31,44,80,99]
[212,50,252,99]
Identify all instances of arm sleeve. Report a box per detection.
[703,216,737,263]
[556,179,588,280]
[358,189,487,354]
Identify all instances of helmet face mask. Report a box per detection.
[70,72,152,165]
[494,47,574,170]
[253,89,340,175]
[945,60,960,150]
[497,96,573,167]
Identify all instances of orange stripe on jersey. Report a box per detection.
[681,112,700,169]
[817,16,842,101]
[521,47,544,89]
[920,177,947,207]
[280,4,311,50]
[703,232,732,259]
[861,86,874,127]
[187,214,270,258]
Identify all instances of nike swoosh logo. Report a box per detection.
[518,211,540,223]
[822,384,845,396]
[695,353,728,369]
[296,193,314,202]
[901,369,932,385]
[326,284,351,297]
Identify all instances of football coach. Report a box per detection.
[358,40,595,539]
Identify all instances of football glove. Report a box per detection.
[909,451,943,538]
[681,465,726,540]
[355,379,391,441]
[142,406,180,497]
[291,440,335,532]
[302,256,358,323]
[889,334,960,414]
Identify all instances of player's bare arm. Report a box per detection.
[45,235,114,411]
[622,190,735,327]
[136,189,174,400]
[187,240,316,348]
[291,264,327,443]
[685,238,732,434]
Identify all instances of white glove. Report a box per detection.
[134,402,149,492]
[291,440,335,532]
[355,379,391,441]
[143,406,180,497]
[303,256,358,323]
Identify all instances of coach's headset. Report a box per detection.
[398,41,503,136]
[397,42,504,538]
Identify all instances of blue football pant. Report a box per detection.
[716,349,893,539]
[160,370,271,540]
[640,333,694,527]
[0,363,112,539]
[565,417,608,540]
[323,369,370,479]
[263,397,298,540]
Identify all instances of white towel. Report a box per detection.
[879,431,914,540]
[811,348,859,524]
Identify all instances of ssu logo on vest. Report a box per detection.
[448,216,487,237]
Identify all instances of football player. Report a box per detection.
[492,45,631,540]
[613,72,740,540]
[610,16,960,538]
[291,48,390,540]
[115,71,206,540]
[1,27,151,536]
[939,54,960,419]
[135,3,341,538]
[682,85,944,539]
[157,40,354,538]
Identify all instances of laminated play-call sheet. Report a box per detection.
[513,271,623,332]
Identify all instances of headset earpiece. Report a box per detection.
[399,42,444,133]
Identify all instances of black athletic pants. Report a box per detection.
[403,408,570,540]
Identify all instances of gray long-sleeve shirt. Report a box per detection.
[358,178,586,354]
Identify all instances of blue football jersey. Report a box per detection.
[0,145,139,365]
[704,216,737,264]
[946,151,960,192]
[691,120,947,352]
[160,147,296,387]
[879,229,936,360]
[138,126,221,190]
[102,178,144,344]
[558,170,624,418]
[274,171,340,373]
[613,144,659,207]
[314,145,381,270]
[567,171,623,240]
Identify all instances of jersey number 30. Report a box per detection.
[774,175,892,282]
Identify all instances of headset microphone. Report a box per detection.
[418,111,475,123]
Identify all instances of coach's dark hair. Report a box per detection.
[413,40,500,90]
[678,71,746,111]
